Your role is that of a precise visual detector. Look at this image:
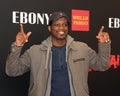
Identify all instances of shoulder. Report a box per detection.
[25,44,48,56]
[71,41,89,48]
[28,44,45,51]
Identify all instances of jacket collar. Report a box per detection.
[40,35,74,50]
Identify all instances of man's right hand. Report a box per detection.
[15,24,31,47]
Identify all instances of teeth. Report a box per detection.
[59,31,64,34]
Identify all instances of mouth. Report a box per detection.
[58,31,65,35]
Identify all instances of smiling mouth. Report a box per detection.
[58,31,65,35]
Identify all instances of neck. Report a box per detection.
[52,39,66,47]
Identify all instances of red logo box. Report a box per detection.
[71,9,90,31]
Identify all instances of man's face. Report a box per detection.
[48,17,69,41]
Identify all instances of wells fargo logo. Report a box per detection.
[72,9,90,31]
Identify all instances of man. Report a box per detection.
[6,12,111,96]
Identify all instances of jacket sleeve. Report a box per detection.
[6,42,31,77]
[88,41,111,71]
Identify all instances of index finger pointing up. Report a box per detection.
[99,26,104,33]
[20,24,24,33]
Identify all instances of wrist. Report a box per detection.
[14,42,24,47]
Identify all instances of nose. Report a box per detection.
[58,24,65,30]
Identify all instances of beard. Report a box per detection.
[51,32,68,41]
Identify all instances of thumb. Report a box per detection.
[27,32,32,37]
[26,32,32,42]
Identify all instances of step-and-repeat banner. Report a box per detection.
[0,0,120,96]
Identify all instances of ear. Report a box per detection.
[48,26,51,32]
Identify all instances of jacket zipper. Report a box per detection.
[67,49,76,96]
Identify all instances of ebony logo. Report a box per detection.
[12,11,50,25]
[109,17,120,28]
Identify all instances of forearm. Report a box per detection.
[97,41,111,70]
[89,41,111,71]
[6,43,30,76]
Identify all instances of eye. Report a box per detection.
[63,23,68,27]
[54,23,60,27]
[52,22,68,27]
[52,23,60,27]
